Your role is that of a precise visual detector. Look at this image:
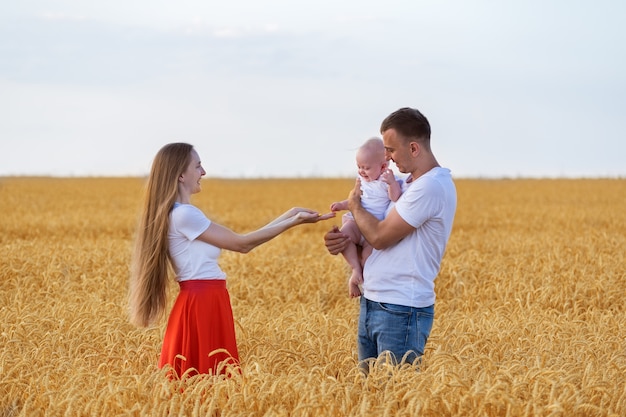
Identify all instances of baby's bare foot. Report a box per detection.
[348,272,363,298]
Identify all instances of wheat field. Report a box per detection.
[0,177,625,416]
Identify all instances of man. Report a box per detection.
[324,107,457,370]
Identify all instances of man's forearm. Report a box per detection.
[352,203,382,248]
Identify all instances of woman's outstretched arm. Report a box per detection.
[198,208,335,253]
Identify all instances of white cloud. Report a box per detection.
[40,12,87,21]
[0,0,625,178]
[213,27,244,38]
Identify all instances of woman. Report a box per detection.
[129,142,334,377]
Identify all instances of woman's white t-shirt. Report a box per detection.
[168,203,226,281]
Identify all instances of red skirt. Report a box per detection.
[158,279,239,377]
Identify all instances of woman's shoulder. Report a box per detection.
[171,203,207,220]
[171,203,211,231]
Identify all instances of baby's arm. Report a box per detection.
[381,169,402,202]
[330,199,349,212]
[387,179,402,202]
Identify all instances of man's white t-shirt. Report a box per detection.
[168,203,226,281]
[363,167,457,308]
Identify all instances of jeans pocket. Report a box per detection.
[378,302,412,315]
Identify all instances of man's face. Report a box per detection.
[382,128,412,174]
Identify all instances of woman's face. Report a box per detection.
[180,149,206,194]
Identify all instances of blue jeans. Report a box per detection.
[358,297,434,367]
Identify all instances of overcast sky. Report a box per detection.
[1,1,624,178]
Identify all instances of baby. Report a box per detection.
[330,137,402,297]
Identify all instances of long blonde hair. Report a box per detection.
[129,143,193,327]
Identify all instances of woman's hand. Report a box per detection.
[288,207,335,224]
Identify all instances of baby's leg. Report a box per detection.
[360,240,374,267]
[340,220,364,298]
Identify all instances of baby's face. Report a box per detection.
[356,150,386,182]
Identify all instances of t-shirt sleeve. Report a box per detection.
[394,178,443,228]
[171,205,211,241]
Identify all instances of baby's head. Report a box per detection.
[356,137,388,182]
